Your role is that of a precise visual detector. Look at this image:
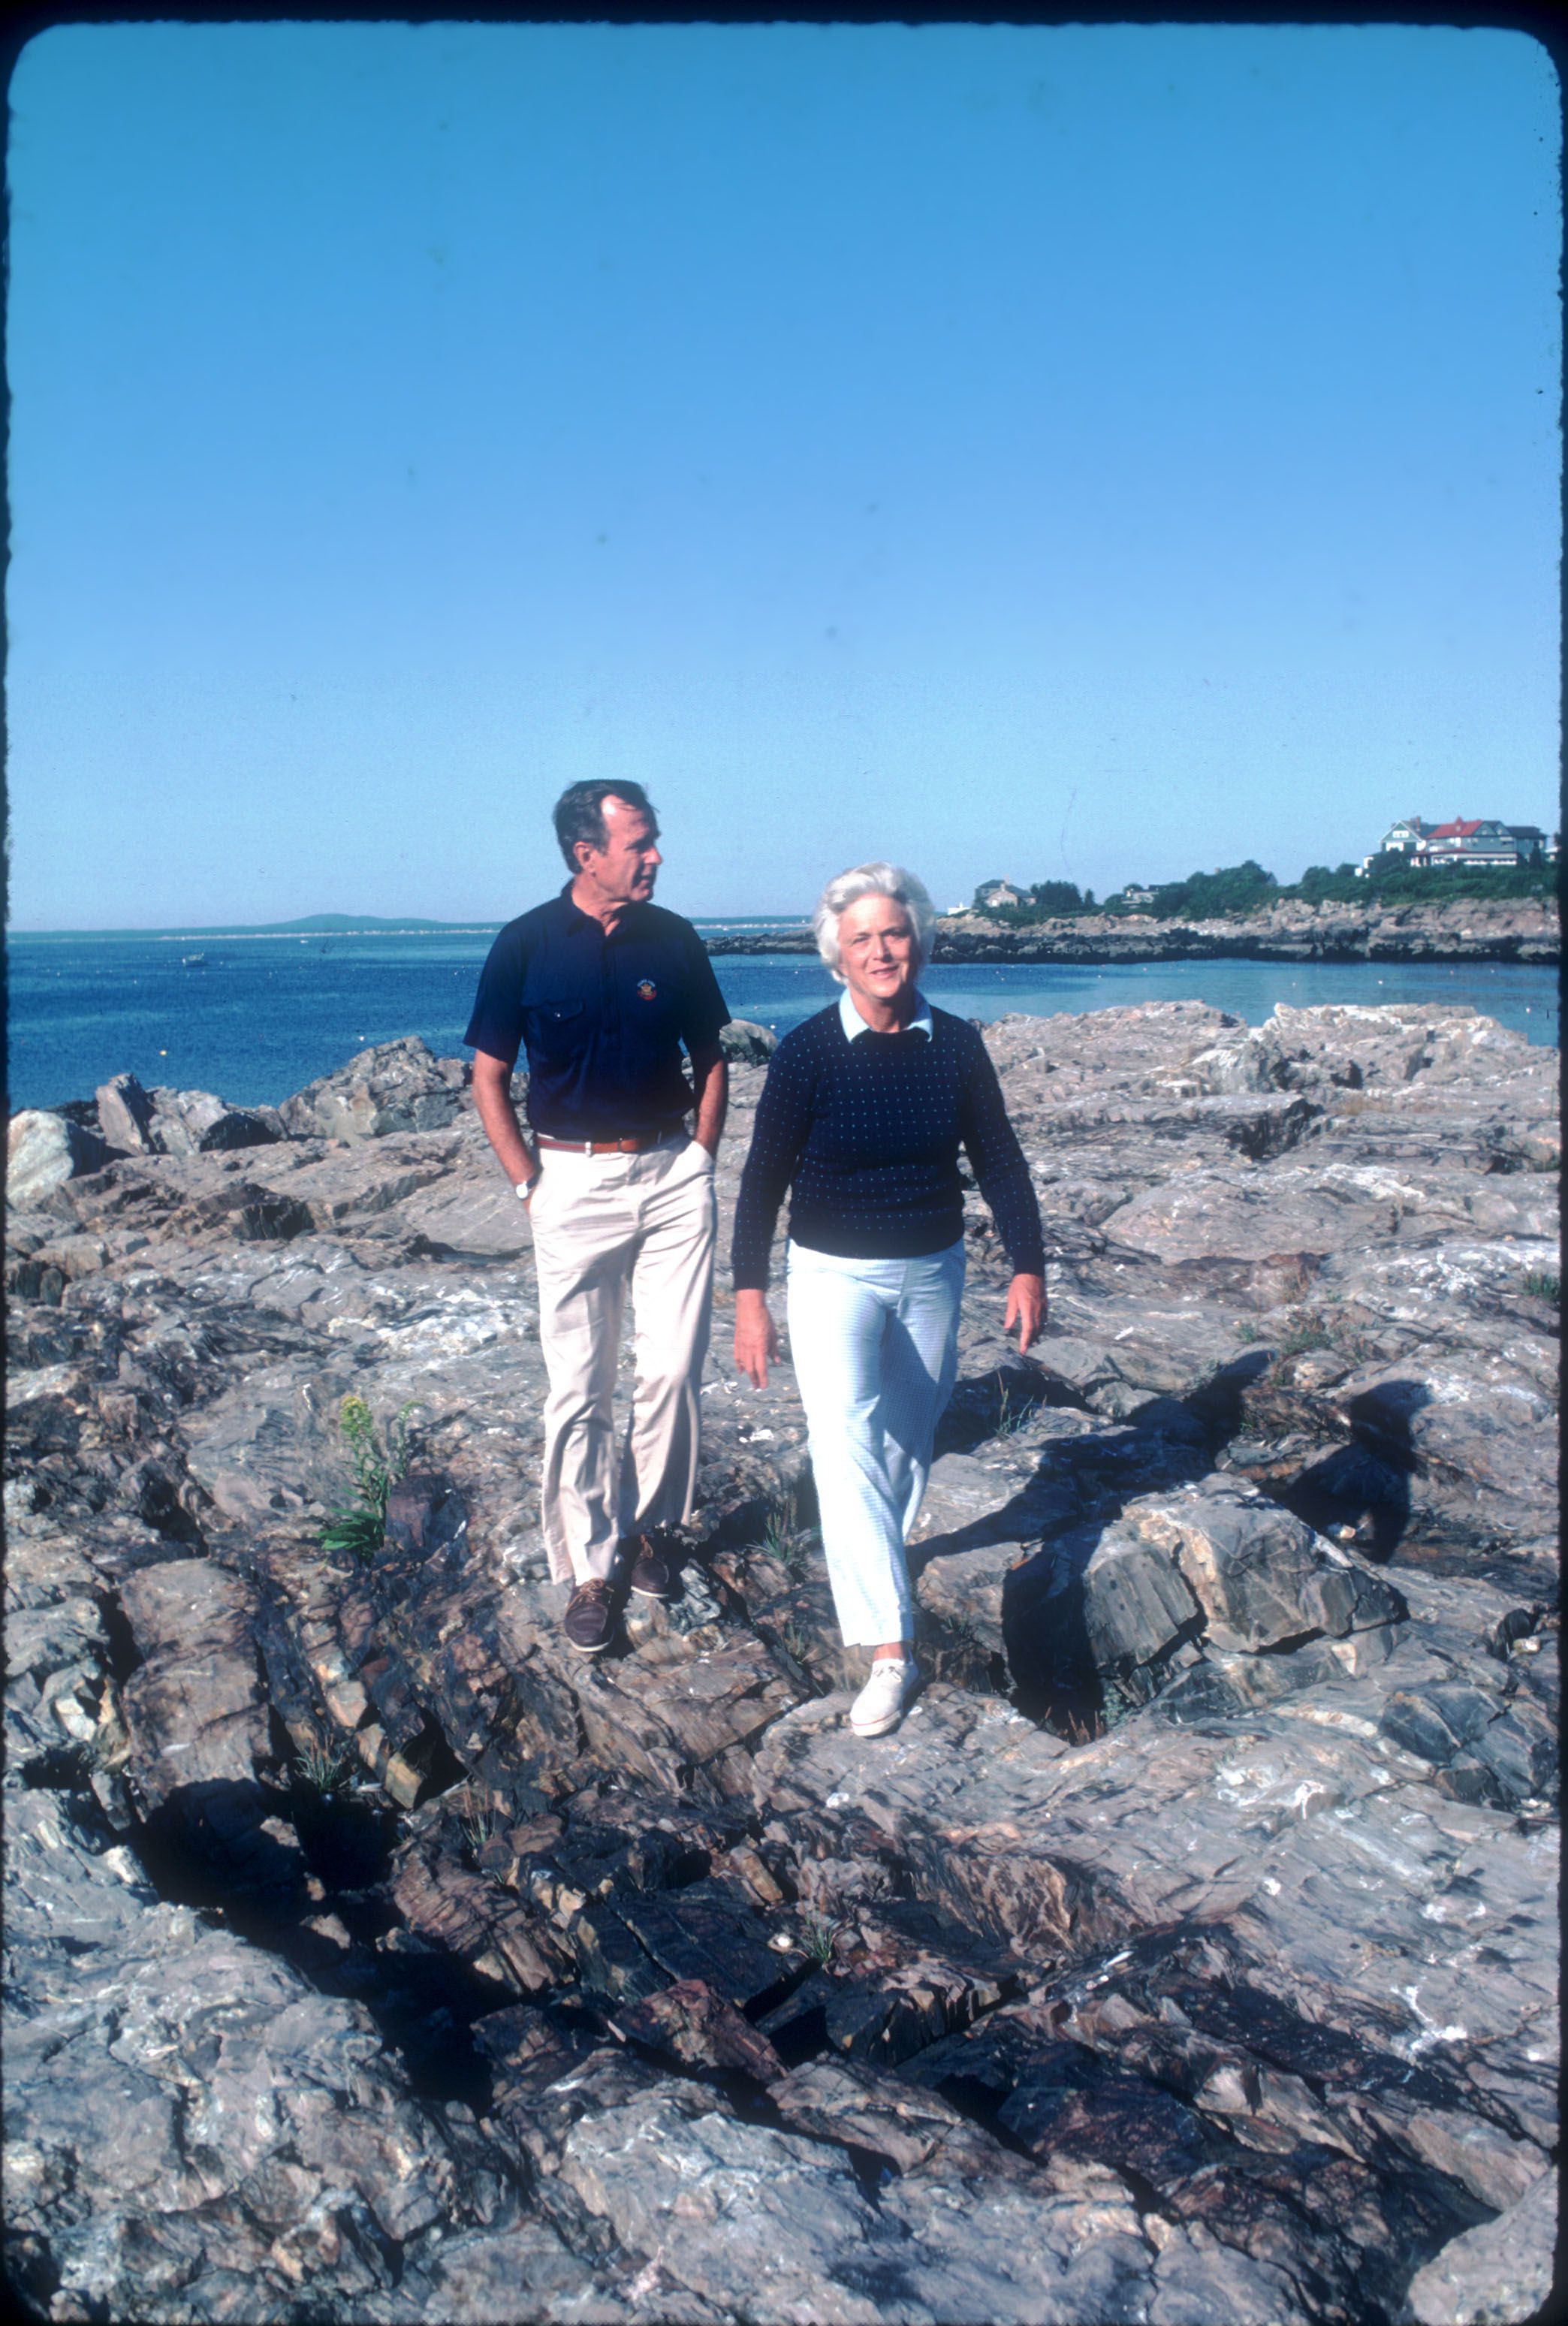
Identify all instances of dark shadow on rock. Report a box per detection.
[924,1351,1280,1731]
[291,1787,400,1891]
[1182,1347,1275,1434]
[135,1777,311,1911]
[934,1360,1065,1458]
[129,1773,505,2108]
[1276,1380,1428,1560]
[1003,1528,1107,1736]
[16,1740,101,1794]
[333,1947,511,2110]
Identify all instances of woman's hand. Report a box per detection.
[1004,1272,1046,1353]
[734,1288,780,1388]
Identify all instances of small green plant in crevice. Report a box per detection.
[801,1911,843,1966]
[294,1735,356,1797]
[1273,1314,1333,1360]
[318,1504,386,1564]
[993,1381,1040,1440]
[780,1619,816,1664]
[761,1487,816,1579]
[781,1537,815,1582]
[1233,1320,1260,1345]
[761,1486,801,1561]
[1521,1270,1560,1305]
[457,1784,499,1866]
[319,1393,419,1563]
[1096,1678,1139,1730]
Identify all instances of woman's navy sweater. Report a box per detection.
[730,1003,1045,1289]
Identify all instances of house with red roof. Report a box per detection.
[1421,817,1527,868]
[1359,815,1557,876]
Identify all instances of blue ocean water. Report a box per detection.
[6,925,1558,1113]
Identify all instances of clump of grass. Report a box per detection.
[294,1736,356,1797]
[801,1911,843,1966]
[1274,1314,1332,1359]
[457,1784,499,1863]
[319,1393,418,1562]
[1233,1321,1260,1344]
[781,1620,815,1664]
[761,1487,815,1579]
[993,1381,1039,1438]
[318,1505,386,1563]
[761,1486,800,1560]
[1522,1270,1560,1304]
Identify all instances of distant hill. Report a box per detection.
[246,914,483,934]
[8,914,505,938]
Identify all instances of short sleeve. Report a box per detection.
[679,930,731,1051]
[464,923,528,1065]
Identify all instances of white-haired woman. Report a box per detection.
[731,863,1045,1737]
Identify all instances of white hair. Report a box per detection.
[813,861,936,982]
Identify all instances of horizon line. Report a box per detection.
[7,911,817,939]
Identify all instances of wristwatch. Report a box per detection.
[514,1175,540,1200]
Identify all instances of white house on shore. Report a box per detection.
[1359,816,1557,874]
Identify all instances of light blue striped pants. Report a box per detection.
[785,1238,965,1646]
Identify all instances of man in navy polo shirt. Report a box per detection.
[466,781,731,1655]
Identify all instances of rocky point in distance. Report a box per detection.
[707,894,1560,964]
[5,997,1559,2324]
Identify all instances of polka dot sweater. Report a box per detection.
[731,1004,1045,1289]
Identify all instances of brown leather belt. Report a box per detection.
[535,1132,676,1155]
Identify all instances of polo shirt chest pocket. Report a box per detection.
[526,998,586,1063]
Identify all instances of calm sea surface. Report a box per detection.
[7,925,1559,1113]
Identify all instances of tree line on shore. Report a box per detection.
[970,855,1560,925]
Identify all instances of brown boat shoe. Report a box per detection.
[562,1576,620,1655]
[622,1533,677,1601]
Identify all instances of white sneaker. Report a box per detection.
[849,1657,919,1738]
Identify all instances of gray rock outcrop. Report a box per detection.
[1405,2165,1557,2326]
[719,1018,779,1065]
[95,1072,284,1156]
[277,1034,471,1142]
[704,896,1560,964]
[5,999,1557,2323]
[6,1110,113,1208]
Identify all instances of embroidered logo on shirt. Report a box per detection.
[636,979,657,1000]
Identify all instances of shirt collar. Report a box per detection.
[838,988,933,1042]
[556,882,650,940]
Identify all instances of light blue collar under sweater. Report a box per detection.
[837,988,934,1043]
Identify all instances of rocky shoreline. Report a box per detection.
[707,896,1560,964]
[5,1003,1560,2323]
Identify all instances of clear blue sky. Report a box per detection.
[5,21,1560,928]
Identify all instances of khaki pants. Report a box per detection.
[528,1133,717,1585]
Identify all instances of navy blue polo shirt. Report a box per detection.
[464,887,731,1139]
